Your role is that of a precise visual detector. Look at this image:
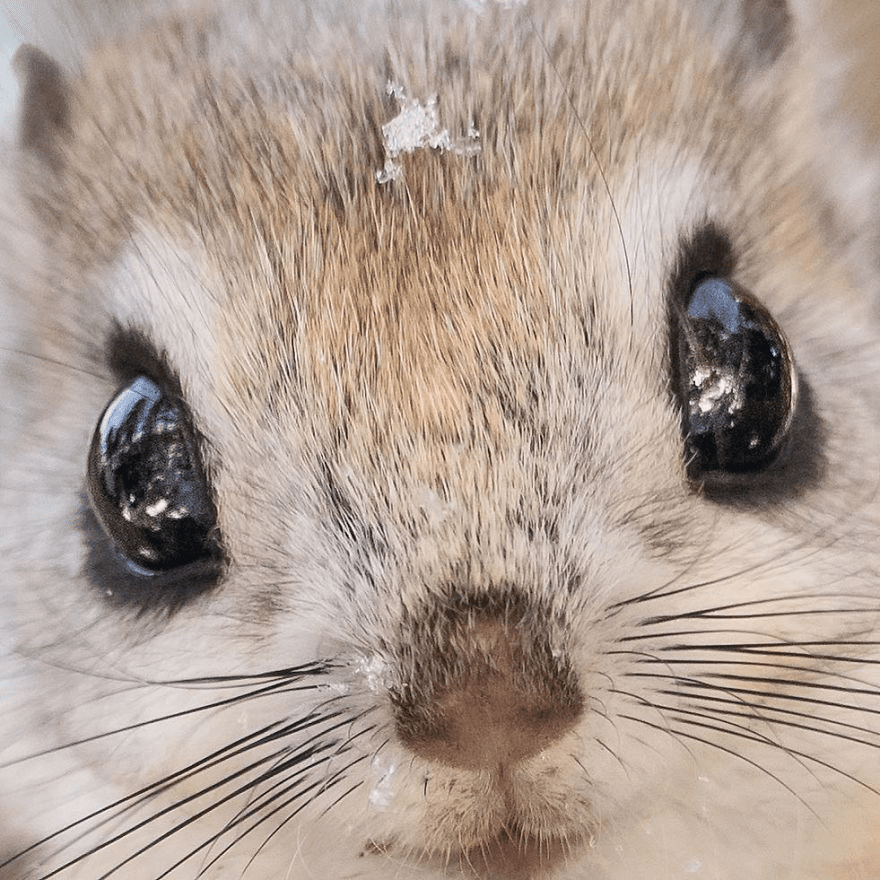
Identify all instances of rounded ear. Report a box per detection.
[687,0,795,78]
[13,44,70,170]
[740,0,793,66]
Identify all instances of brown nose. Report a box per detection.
[392,594,583,771]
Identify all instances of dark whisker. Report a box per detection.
[114,740,360,880]
[4,696,353,874]
[667,712,880,797]
[197,754,370,878]
[617,713,814,811]
[27,707,358,880]
[1,665,335,770]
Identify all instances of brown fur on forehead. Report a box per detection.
[52,2,746,230]
[50,0,775,423]
[299,174,562,437]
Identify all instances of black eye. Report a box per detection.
[87,376,221,572]
[674,277,797,479]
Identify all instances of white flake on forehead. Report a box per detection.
[376,83,480,184]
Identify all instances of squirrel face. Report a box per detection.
[2,1,880,878]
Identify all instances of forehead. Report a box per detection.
[78,0,737,444]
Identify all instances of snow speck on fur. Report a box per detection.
[376,82,480,183]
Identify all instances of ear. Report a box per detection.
[740,0,793,66]
[13,44,71,170]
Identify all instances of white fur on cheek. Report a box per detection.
[100,227,222,425]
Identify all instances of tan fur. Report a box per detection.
[2,1,880,878]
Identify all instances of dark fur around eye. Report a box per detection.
[667,223,825,504]
[82,327,225,614]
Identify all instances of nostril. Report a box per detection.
[392,597,583,771]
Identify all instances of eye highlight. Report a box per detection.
[674,276,797,480]
[87,375,221,573]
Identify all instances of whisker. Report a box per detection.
[1,666,335,769]
[197,755,370,878]
[669,712,880,798]
[110,739,362,880]
[24,707,360,880]
[617,713,815,812]
[3,697,355,875]
[675,697,880,749]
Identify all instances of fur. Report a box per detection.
[2,1,880,878]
